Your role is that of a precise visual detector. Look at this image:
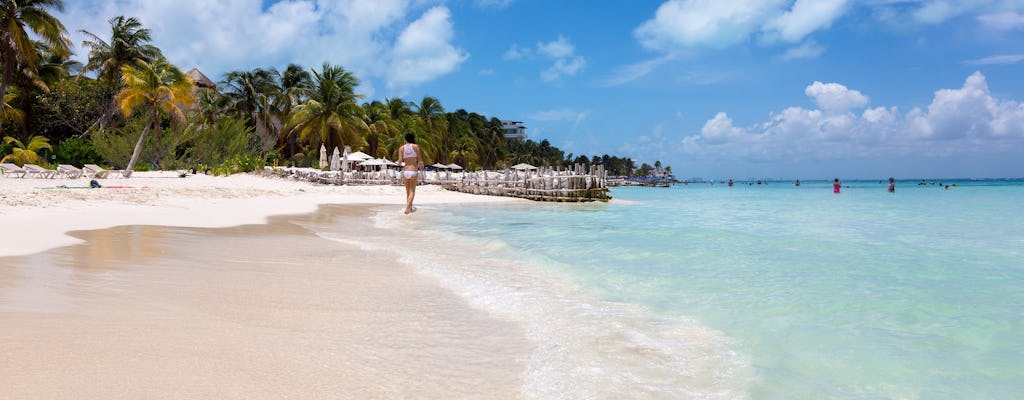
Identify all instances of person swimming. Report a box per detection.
[888,177,895,193]
[833,178,841,194]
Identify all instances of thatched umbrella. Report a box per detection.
[186,68,216,89]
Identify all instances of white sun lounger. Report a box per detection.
[83,164,124,178]
[0,163,26,178]
[57,164,84,179]
[23,164,57,178]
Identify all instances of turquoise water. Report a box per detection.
[384,180,1024,398]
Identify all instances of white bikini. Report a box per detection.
[401,144,418,179]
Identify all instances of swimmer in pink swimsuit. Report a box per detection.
[397,132,424,214]
[833,178,841,193]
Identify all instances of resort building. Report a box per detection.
[501,120,527,140]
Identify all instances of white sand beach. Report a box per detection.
[0,172,532,399]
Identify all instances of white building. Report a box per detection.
[501,120,527,140]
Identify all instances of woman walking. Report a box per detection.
[397,132,425,214]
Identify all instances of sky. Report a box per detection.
[57,0,1024,179]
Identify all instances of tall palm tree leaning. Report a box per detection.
[80,16,162,84]
[80,15,163,131]
[285,63,367,156]
[0,0,71,131]
[116,60,194,177]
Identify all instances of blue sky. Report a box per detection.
[60,0,1024,178]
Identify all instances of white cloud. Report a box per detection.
[978,12,1024,30]
[635,0,1024,53]
[679,72,1024,161]
[599,54,676,86]
[965,54,1024,65]
[538,36,575,58]
[763,0,849,43]
[634,0,851,51]
[805,81,869,112]
[536,36,586,82]
[58,0,467,93]
[387,6,469,89]
[530,108,588,123]
[478,68,495,75]
[502,43,530,60]
[476,0,515,8]
[635,0,786,50]
[780,40,825,61]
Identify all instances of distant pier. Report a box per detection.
[259,164,611,202]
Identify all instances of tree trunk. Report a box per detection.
[124,112,155,178]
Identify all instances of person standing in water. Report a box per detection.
[888,177,895,193]
[396,132,424,214]
[833,178,841,194]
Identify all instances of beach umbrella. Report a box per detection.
[447,163,463,170]
[346,151,373,161]
[319,144,328,169]
[330,147,340,171]
[431,163,449,170]
[511,163,537,170]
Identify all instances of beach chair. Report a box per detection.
[57,164,84,179]
[0,163,26,178]
[83,164,124,178]
[23,164,56,178]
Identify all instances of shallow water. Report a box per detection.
[380,180,1024,399]
[0,206,530,399]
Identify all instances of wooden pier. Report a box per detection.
[441,165,610,202]
[259,164,611,202]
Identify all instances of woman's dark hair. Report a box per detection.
[404,132,416,144]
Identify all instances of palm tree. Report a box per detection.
[362,100,401,158]
[0,0,71,100]
[1,92,24,127]
[115,60,195,177]
[192,87,228,126]
[1,135,51,166]
[413,96,446,164]
[80,15,162,132]
[379,97,415,157]
[448,135,478,169]
[285,63,367,154]
[221,68,277,148]
[79,16,162,84]
[9,41,79,136]
[271,63,311,154]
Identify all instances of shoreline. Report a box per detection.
[0,172,533,398]
[0,171,524,258]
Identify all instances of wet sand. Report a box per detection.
[0,205,532,399]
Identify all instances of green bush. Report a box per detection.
[181,116,257,168]
[211,154,265,176]
[54,137,104,166]
[90,116,191,170]
[89,117,147,168]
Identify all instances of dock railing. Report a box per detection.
[259,164,610,202]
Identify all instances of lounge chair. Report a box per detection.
[57,164,84,179]
[0,163,26,178]
[83,164,124,178]
[23,164,56,178]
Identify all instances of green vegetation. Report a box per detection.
[0,6,668,177]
